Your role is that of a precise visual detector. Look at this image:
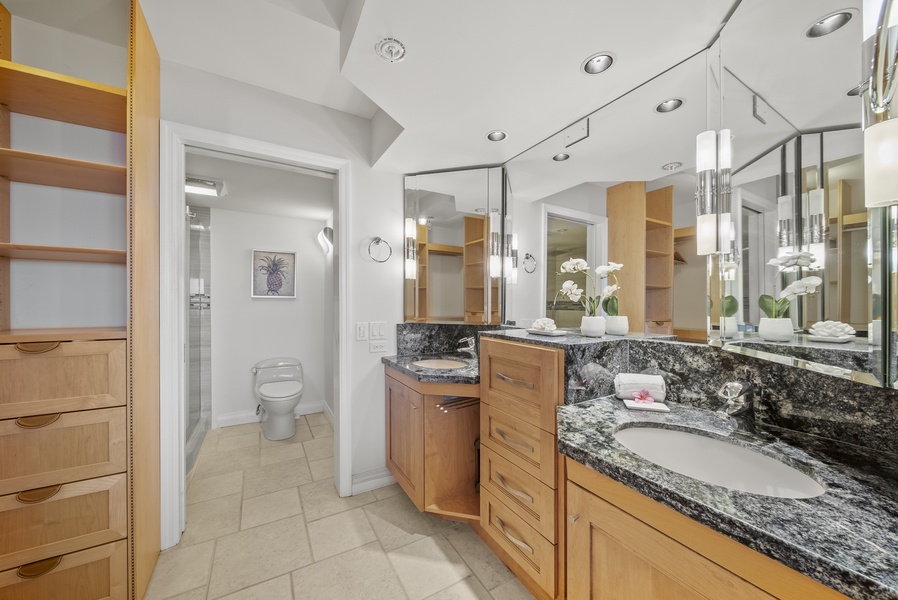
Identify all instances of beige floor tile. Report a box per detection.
[388,535,472,600]
[442,524,514,590]
[299,479,377,522]
[489,579,536,600]
[364,493,447,551]
[372,482,405,500]
[291,541,405,600]
[187,471,243,505]
[194,445,261,480]
[220,422,262,438]
[144,541,215,600]
[302,436,334,461]
[243,458,312,499]
[181,493,242,546]
[304,412,329,427]
[198,429,222,456]
[308,457,333,481]
[162,587,207,600]
[217,574,292,600]
[307,507,377,561]
[260,442,306,466]
[242,488,302,530]
[208,515,312,599]
[310,423,333,438]
[217,431,260,452]
[425,576,492,600]
[260,420,313,447]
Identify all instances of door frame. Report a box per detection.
[159,121,352,548]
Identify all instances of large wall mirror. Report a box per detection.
[403,168,504,323]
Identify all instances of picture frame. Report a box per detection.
[251,249,296,298]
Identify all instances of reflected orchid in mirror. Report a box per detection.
[633,389,654,404]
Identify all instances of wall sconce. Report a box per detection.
[317,226,333,255]
[863,0,898,206]
[804,189,826,269]
[489,209,502,278]
[185,176,228,197]
[404,217,417,279]
[777,194,795,256]
[695,129,736,256]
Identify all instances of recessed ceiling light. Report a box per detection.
[655,98,683,113]
[581,53,614,75]
[486,130,507,142]
[805,11,853,38]
[661,162,683,172]
[375,37,406,62]
[553,153,571,162]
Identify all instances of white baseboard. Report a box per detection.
[213,400,326,429]
[321,401,334,426]
[351,467,395,496]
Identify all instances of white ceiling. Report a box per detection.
[8,0,866,206]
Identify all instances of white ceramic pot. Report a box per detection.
[606,315,629,336]
[580,316,606,337]
[758,317,793,342]
[869,320,882,346]
[719,316,737,339]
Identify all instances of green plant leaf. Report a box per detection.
[602,295,619,317]
[758,294,775,318]
[722,295,739,318]
[775,297,791,318]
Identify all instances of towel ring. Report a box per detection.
[523,253,537,274]
[368,237,392,263]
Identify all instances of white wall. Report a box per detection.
[160,61,403,480]
[210,208,327,425]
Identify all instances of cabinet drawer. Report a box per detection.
[482,446,556,542]
[0,408,126,496]
[481,338,561,432]
[0,341,126,420]
[0,474,127,572]
[481,405,555,488]
[0,540,127,600]
[481,488,555,597]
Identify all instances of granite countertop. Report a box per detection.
[558,397,898,600]
[481,327,678,350]
[382,353,479,384]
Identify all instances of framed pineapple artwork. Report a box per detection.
[251,249,296,298]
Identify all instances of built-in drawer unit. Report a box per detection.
[481,338,562,432]
[481,404,556,488]
[0,474,128,572]
[482,488,555,596]
[0,407,127,496]
[0,341,127,420]
[482,446,556,542]
[0,540,127,600]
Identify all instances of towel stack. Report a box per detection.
[614,373,666,402]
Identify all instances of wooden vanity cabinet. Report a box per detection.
[565,459,850,600]
[385,367,481,521]
[478,337,565,600]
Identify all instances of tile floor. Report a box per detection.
[145,413,535,600]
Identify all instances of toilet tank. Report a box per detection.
[253,357,303,385]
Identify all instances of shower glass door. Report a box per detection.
[186,206,212,473]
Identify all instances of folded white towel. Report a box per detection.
[614,373,666,401]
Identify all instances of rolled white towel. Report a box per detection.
[614,373,666,401]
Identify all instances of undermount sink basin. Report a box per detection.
[412,359,468,370]
[613,427,825,499]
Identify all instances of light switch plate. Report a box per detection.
[370,321,387,340]
[356,322,369,341]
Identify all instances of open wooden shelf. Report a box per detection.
[0,148,126,195]
[426,492,480,522]
[645,283,670,290]
[674,226,696,241]
[0,326,127,344]
[645,218,672,230]
[646,249,672,258]
[0,242,127,264]
[0,59,127,132]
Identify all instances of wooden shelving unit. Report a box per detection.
[0,326,127,344]
[464,215,498,324]
[0,242,127,263]
[0,147,127,194]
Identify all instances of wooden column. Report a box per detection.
[607,182,647,328]
[0,1,10,331]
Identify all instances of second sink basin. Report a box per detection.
[613,427,825,498]
[412,359,468,370]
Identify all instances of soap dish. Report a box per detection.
[622,399,670,413]
[526,329,567,337]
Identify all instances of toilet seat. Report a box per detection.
[259,381,303,399]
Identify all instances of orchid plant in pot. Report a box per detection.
[719,295,739,339]
[758,251,821,342]
[597,262,627,334]
[557,259,624,337]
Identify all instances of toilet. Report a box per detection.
[252,357,304,440]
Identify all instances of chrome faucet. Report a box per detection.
[457,336,477,358]
[716,381,756,434]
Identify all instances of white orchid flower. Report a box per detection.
[768,251,815,270]
[595,262,623,278]
[600,284,619,299]
[560,280,583,302]
[779,276,823,300]
[560,258,589,273]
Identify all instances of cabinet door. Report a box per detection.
[567,481,775,600]
[385,375,424,510]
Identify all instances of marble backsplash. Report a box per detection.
[395,323,502,356]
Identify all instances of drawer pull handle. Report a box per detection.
[496,372,534,389]
[15,413,62,429]
[496,473,533,503]
[569,514,580,523]
[16,485,62,504]
[17,556,62,579]
[495,516,534,555]
[495,428,534,453]
[14,341,61,354]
